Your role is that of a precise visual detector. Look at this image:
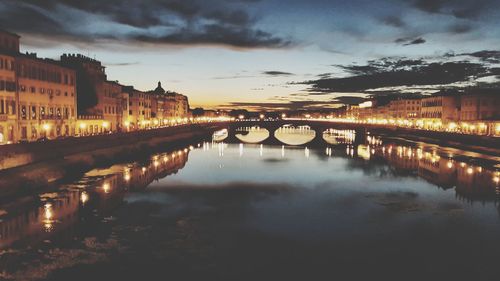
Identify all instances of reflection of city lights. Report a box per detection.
[494,176,500,184]
[43,203,54,232]
[447,161,453,169]
[102,182,111,193]
[44,203,53,220]
[460,162,466,168]
[80,191,89,204]
[124,173,131,181]
[163,156,168,162]
[154,160,160,167]
[305,147,310,158]
[467,167,474,175]
[142,167,147,172]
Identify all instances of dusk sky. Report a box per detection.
[1,0,500,110]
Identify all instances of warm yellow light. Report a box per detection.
[494,176,500,184]
[42,124,51,131]
[80,191,89,204]
[79,123,87,129]
[447,161,453,169]
[238,115,245,119]
[102,122,109,129]
[44,203,53,220]
[467,167,474,175]
[102,183,111,193]
[124,121,130,127]
[448,122,457,130]
[281,113,287,118]
[124,173,131,181]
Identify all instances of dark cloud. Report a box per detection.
[448,23,474,34]
[411,0,492,19]
[462,50,500,64]
[222,99,346,111]
[263,71,294,76]
[0,0,289,49]
[303,57,494,93]
[395,37,426,46]
[380,16,406,28]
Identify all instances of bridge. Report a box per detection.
[221,119,389,146]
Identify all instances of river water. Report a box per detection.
[1,130,500,281]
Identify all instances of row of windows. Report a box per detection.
[104,106,120,114]
[18,64,74,85]
[19,105,74,120]
[0,58,15,71]
[18,85,74,97]
[422,100,443,107]
[130,101,151,108]
[21,124,72,140]
[422,112,443,118]
[0,99,16,115]
[0,80,16,92]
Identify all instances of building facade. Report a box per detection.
[420,94,460,129]
[16,54,77,140]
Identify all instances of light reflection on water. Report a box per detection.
[0,133,499,280]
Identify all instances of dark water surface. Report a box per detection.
[1,134,500,281]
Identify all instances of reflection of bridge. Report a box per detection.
[224,120,378,145]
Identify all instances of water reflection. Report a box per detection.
[235,126,270,143]
[323,129,355,144]
[0,135,500,280]
[0,147,190,250]
[275,125,315,145]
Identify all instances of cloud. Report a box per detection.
[302,56,495,94]
[380,16,406,28]
[395,37,426,46]
[0,0,289,49]
[411,0,493,19]
[462,50,500,64]
[448,23,474,34]
[262,71,294,76]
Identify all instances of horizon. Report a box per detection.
[1,0,499,110]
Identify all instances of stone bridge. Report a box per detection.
[223,119,387,146]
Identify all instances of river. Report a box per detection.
[0,130,499,281]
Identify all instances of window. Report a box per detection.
[21,106,27,119]
[40,88,45,94]
[30,87,36,93]
[31,106,37,119]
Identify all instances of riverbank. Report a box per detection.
[369,126,500,157]
[0,123,224,199]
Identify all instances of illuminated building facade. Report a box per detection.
[0,30,77,143]
[16,54,77,140]
[388,98,421,120]
[0,31,18,144]
[419,94,460,129]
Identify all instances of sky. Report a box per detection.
[1,0,500,110]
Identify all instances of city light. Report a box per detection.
[80,191,89,204]
[42,123,51,131]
